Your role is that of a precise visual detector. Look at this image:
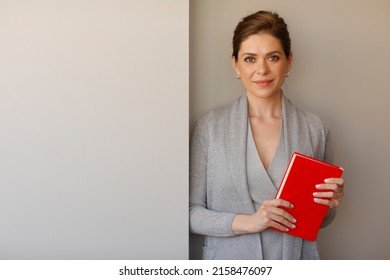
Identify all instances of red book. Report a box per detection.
[272,152,344,241]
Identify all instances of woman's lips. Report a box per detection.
[254,79,273,87]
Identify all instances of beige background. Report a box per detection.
[0,0,188,259]
[190,0,390,259]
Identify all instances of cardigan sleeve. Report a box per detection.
[189,117,236,237]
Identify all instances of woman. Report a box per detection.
[189,10,345,260]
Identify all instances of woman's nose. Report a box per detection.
[256,60,269,75]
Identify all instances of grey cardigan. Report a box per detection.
[189,93,336,260]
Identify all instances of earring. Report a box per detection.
[285,72,289,77]
[236,74,241,79]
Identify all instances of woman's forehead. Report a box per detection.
[239,33,284,54]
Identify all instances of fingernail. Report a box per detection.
[293,218,297,223]
[314,198,320,202]
[285,228,289,232]
[324,179,331,183]
[290,204,294,208]
[291,224,296,229]
[313,192,318,196]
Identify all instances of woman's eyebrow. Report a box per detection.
[240,52,257,57]
[266,50,283,55]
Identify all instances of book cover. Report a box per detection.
[272,152,344,241]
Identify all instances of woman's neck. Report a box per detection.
[247,91,282,120]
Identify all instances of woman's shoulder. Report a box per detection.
[285,95,330,135]
[302,109,330,138]
[195,94,244,129]
[303,110,329,132]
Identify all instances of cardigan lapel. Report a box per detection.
[225,94,256,214]
[282,94,313,158]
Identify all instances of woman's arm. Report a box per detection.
[189,122,237,237]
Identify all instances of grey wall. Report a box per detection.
[0,0,188,259]
[190,0,390,259]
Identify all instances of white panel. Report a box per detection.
[0,0,189,259]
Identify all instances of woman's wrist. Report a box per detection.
[232,214,258,235]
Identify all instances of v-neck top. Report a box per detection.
[246,118,288,260]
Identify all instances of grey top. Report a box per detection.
[189,93,336,259]
[247,119,286,259]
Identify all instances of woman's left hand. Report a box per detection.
[313,178,345,208]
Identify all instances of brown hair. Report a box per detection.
[232,11,291,61]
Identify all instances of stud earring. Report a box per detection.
[285,72,289,77]
[236,74,241,79]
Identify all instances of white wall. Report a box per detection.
[0,0,188,259]
[190,0,390,259]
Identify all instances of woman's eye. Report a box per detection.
[269,55,279,61]
[244,57,255,63]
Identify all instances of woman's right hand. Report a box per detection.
[232,199,296,235]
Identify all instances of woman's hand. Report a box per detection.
[232,199,296,235]
[313,178,345,208]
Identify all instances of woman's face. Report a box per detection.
[232,32,292,100]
